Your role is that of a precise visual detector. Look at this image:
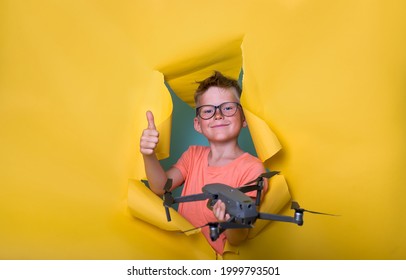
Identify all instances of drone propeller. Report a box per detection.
[182,224,206,234]
[162,179,174,221]
[291,201,338,216]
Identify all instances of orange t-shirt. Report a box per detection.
[173,145,267,255]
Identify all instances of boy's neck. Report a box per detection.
[207,142,245,167]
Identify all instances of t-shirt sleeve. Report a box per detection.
[172,146,193,180]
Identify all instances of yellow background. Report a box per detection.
[1,0,405,259]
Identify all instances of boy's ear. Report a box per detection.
[240,109,247,127]
[194,117,203,134]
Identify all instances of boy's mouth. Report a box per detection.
[210,123,229,128]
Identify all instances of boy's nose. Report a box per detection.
[213,107,224,119]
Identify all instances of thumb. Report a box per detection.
[146,111,156,129]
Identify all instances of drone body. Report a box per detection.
[203,183,258,226]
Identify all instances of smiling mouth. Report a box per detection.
[210,124,229,128]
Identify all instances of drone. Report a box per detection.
[162,171,337,241]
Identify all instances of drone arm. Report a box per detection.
[163,193,211,222]
[238,184,261,193]
[237,184,261,205]
[258,212,303,226]
[238,176,268,206]
[173,193,211,203]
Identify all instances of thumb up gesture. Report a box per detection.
[140,111,159,155]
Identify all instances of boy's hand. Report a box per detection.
[140,111,159,155]
[214,200,249,245]
[213,200,230,222]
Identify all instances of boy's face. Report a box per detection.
[194,86,246,143]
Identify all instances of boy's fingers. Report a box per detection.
[146,111,156,129]
[213,200,228,221]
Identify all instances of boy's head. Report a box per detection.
[193,71,247,142]
[194,71,242,106]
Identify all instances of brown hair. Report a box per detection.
[194,71,242,105]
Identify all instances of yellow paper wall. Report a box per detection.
[1,0,405,259]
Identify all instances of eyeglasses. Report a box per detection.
[195,102,242,120]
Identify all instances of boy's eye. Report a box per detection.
[222,104,235,111]
[203,108,214,114]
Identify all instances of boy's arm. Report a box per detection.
[142,153,167,195]
[143,153,183,195]
[140,111,183,195]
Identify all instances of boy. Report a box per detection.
[140,71,267,255]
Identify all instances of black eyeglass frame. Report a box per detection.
[195,102,242,120]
